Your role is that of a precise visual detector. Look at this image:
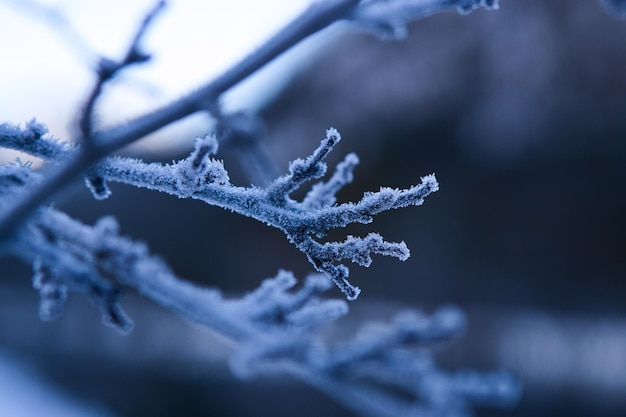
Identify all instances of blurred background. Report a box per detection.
[0,0,625,416]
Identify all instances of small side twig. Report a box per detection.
[79,0,167,138]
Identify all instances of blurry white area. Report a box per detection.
[496,310,626,405]
[0,350,115,417]
[0,0,319,157]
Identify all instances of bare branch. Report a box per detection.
[79,0,167,138]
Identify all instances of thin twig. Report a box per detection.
[79,0,167,138]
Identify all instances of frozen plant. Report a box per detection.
[0,0,522,416]
[0,122,437,307]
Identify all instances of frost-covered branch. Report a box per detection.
[114,129,436,301]
[0,122,437,300]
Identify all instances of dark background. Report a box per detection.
[1,1,625,416]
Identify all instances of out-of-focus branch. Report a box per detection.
[5,194,521,412]
[79,0,167,138]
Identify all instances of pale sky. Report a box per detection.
[0,0,316,155]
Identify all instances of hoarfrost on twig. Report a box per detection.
[0,122,438,300]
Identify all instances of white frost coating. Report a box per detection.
[0,124,438,300]
[0,120,76,161]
